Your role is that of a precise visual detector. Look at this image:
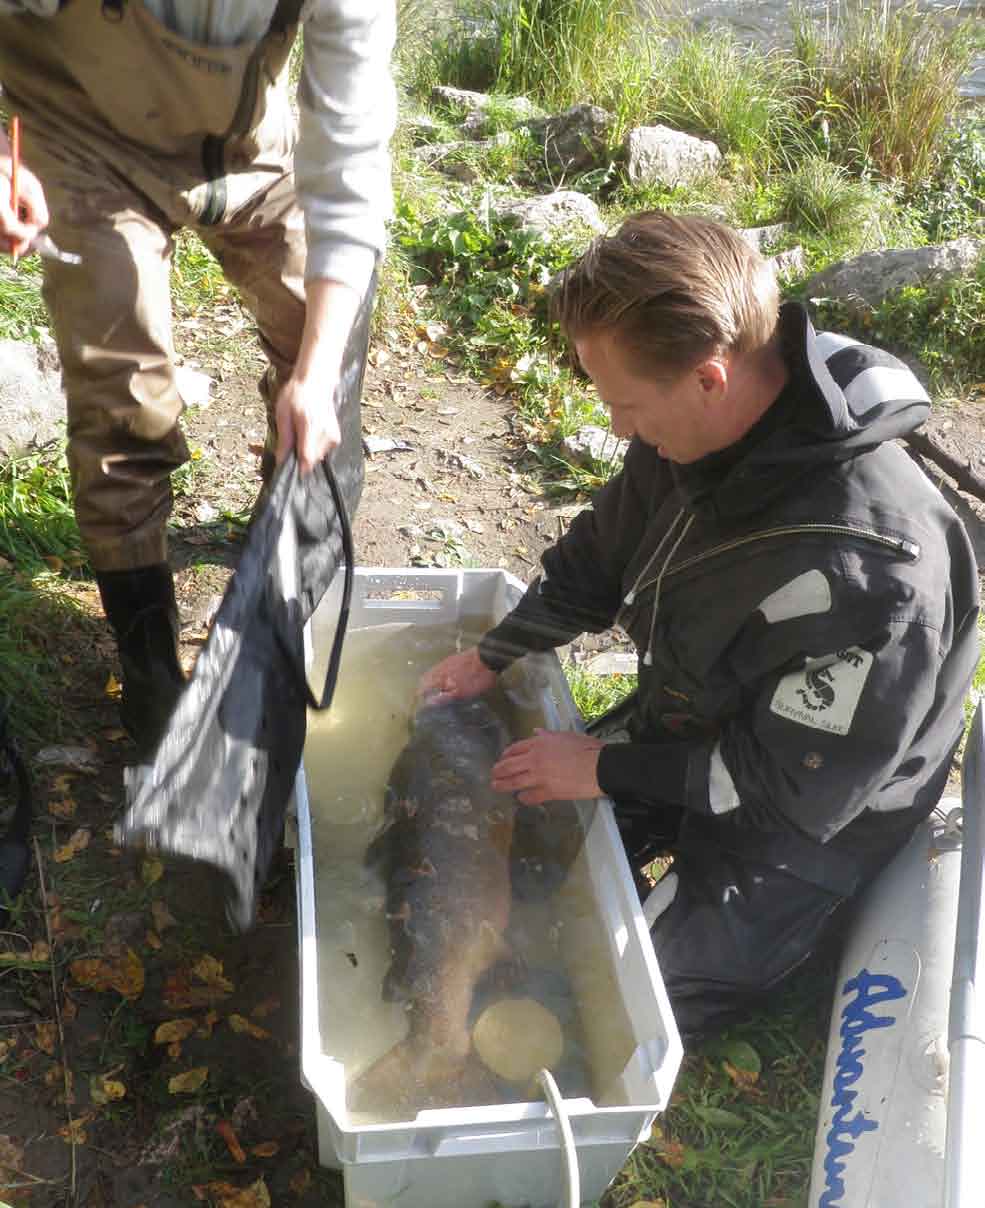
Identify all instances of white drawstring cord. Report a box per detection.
[642,514,694,666]
[618,507,687,616]
[538,1067,579,1208]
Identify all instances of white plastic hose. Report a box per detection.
[537,1067,580,1208]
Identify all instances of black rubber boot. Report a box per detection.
[95,564,185,759]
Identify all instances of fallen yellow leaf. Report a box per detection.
[51,773,75,793]
[0,1132,25,1173]
[70,947,144,1000]
[0,1040,13,1063]
[104,673,122,699]
[251,1141,279,1158]
[47,796,77,820]
[211,1178,271,1208]
[217,1119,246,1164]
[154,1019,197,1046]
[35,1020,57,1055]
[53,827,91,863]
[192,955,234,994]
[90,1073,126,1104]
[168,1067,208,1094]
[58,1112,94,1144]
[250,997,280,1019]
[141,858,164,886]
[228,1014,271,1041]
[145,930,163,950]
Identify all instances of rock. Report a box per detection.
[769,246,808,278]
[803,238,985,309]
[401,111,443,144]
[560,425,628,469]
[623,124,722,188]
[411,132,512,182]
[496,190,606,239]
[527,104,615,176]
[0,337,65,461]
[431,86,542,140]
[583,651,638,676]
[738,223,790,254]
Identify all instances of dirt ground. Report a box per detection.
[2,324,984,1208]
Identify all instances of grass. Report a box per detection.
[0,441,84,572]
[0,257,48,343]
[791,0,983,183]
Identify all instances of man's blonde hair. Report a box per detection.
[552,211,780,375]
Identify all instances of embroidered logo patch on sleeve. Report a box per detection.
[769,646,873,735]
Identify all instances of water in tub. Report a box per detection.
[304,621,638,1123]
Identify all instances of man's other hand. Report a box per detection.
[418,648,498,705]
[491,729,604,805]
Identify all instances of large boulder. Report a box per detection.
[496,190,606,239]
[803,238,985,308]
[0,336,65,461]
[623,125,722,188]
[527,104,615,176]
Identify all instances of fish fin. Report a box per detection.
[349,1041,501,1117]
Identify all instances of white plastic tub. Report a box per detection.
[295,568,683,1208]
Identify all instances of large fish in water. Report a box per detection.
[351,696,517,1115]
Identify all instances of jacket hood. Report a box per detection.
[672,302,931,518]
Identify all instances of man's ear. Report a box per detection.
[695,357,728,398]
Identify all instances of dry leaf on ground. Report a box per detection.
[53,827,91,863]
[35,1020,57,1055]
[228,1014,271,1041]
[58,1111,95,1144]
[168,1067,209,1094]
[0,1133,25,1174]
[70,947,145,1000]
[47,796,77,820]
[251,1142,279,1158]
[154,1019,197,1046]
[250,997,280,1019]
[90,1073,126,1104]
[192,954,234,993]
[217,1119,246,1164]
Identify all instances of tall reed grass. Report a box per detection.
[791,0,982,182]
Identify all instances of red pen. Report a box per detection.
[8,114,19,260]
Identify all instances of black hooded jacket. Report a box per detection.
[479,303,981,886]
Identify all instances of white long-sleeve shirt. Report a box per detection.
[0,0,395,294]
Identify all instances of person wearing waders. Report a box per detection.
[0,1,395,756]
[420,212,981,1039]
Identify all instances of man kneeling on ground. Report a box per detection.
[419,211,980,1039]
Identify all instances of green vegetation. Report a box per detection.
[387,0,985,497]
[791,0,982,183]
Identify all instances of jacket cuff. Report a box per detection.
[596,741,691,807]
[477,622,527,672]
[304,241,378,297]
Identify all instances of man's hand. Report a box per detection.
[0,141,48,259]
[275,373,341,476]
[276,277,361,475]
[418,648,498,705]
[491,729,604,805]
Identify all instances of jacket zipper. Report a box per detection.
[634,522,920,597]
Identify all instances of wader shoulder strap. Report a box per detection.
[269,0,305,37]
